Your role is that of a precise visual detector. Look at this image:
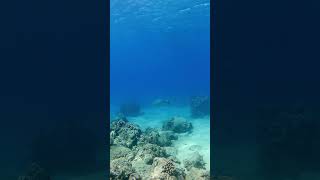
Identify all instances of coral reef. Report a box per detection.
[183,152,206,171]
[120,103,142,117]
[129,173,142,180]
[110,117,142,148]
[131,160,153,179]
[110,157,135,179]
[110,145,135,160]
[139,128,161,145]
[158,131,178,146]
[139,128,178,147]
[110,117,209,180]
[190,96,210,118]
[132,143,167,164]
[150,157,186,180]
[162,116,193,133]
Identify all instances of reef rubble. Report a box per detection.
[110,116,210,180]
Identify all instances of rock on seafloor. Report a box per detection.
[109,117,209,180]
[132,143,167,165]
[149,157,186,180]
[162,116,193,133]
[110,117,142,148]
[183,152,206,171]
[110,157,135,179]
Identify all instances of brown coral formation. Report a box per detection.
[162,116,193,133]
[110,116,210,180]
[150,158,185,180]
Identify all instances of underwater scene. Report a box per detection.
[110,0,210,179]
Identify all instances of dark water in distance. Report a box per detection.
[0,0,107,178]
[213,0,320,179]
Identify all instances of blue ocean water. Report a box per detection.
[110,0,210,106]
[110,0,211,178]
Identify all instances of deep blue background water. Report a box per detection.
[0,0,107,177]
[110,0,210,105]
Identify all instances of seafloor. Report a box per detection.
[127,106,210,170]
[109,102,210,180]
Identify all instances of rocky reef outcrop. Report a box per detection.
[110,157,135,179]
[110,116,209,180]
[110,117,142,148]
[110,145,134,161]
[139,128,178,146]
[149,157,186,180]
[190,96,210,118]
[132,143,167,165]
[162,116,193,133]
[183,152,206,171]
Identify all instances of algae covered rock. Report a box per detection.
[110,157,135,179]
[158,131,178,146]
[162,117,193,133]
[139,128,179,147]
[186,167,210,180]
[190,96,210,118]
[110,145,135,161]
[133,143,167,165]
[150,157,186,180]
[131,160,153,179]
[111,118,142,148]
[183,152,206,171]
[129,173,142,180]
[139,128,161,145]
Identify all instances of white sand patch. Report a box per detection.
[173,117,210,170]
